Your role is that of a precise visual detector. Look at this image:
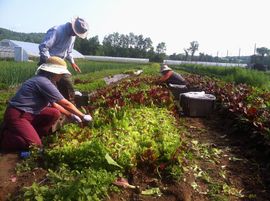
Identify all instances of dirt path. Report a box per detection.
[181,113,270,200]
[0,153,47,201]
[0,153,19,200]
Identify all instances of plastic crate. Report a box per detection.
[180,92,216,117]
[75,92,89,107]
[168,84,188,99]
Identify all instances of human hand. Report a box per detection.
[72,63,81,73]
[70,114,82,123]
[83,114,92,122]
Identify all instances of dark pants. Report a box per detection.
[38,58,75,102]
[57,74,75,102]
[0,107,61,151]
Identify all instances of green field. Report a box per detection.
[1,60,270,200]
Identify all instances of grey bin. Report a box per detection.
[180,92,216,117]
[75,92,89,107]
[168,84,188,99]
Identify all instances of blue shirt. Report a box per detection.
[39,22,76,64]
[9,75,64,114]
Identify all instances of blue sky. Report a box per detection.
[1,0,270,56]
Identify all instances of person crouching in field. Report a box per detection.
[159,64,186,85]
[0,57,92,151]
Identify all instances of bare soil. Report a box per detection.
[1,111,270,201]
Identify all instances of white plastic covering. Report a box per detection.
[104,74,130,85]
[0,39,84,59]
[0,46,14,58]
[168,84,187,89]
[180,91,216,100]
[134,70,143,75]
[85,55,149,63]
[164,60,247,68]
[14,46,28,61]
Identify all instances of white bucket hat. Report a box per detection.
[36,56,71,75]
[71,17,89,39]
[160,64,172,73]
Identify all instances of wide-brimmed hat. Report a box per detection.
[36,56,71,75]
[71,17,89,39]
[160,64,172,73]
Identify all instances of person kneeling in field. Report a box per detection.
[0,57,92,151]
[159,64,186,85]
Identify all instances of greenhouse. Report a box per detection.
[0,39,84,61]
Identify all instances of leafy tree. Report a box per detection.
[153,42,167,62]
[168,53,185,60]
[256,47,269,58]
[0,27,168,60]
[184,49,189,61]
[156,42,166,54]
[88,36,101,55]
[188,41,199,61]
[74,38,90,55]
[249,47,270,71]
[101,32,156,58]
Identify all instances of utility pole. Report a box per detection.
[238,48,241,67]
[254,43,256,55]
[226,50,229,66]
[216,51,219,64]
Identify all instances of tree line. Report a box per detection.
[1,27,269,68]
[74,32,166,62]
[0,28,167,62]
[0,28,44,44]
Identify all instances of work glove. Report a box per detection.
[70,114,82,123]
[71,63,81,73]
[75,91,83,96]
[83,114,92,122]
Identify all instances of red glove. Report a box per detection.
[71,63,81,73]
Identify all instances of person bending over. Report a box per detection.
[159,64,186,85]
[38,17,89,101]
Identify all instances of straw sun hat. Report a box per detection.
[36,56,71,75]
[71,17,89,39]
[160,64,172,73]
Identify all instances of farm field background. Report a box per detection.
[0,60,270,200]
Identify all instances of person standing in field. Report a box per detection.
[159,64,186,85]
[0,57,92,151]
[38,17,89,102]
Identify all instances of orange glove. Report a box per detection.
[71,63,81,73]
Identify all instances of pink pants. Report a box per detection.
[0,106,61,151]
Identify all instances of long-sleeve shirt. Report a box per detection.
[39,22,76,64]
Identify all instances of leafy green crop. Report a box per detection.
[22,167,117,201]
[15,72,185,200]
[20,105,183,200]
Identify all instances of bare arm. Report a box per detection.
[52,98,84,119]
[159,71,173,82]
